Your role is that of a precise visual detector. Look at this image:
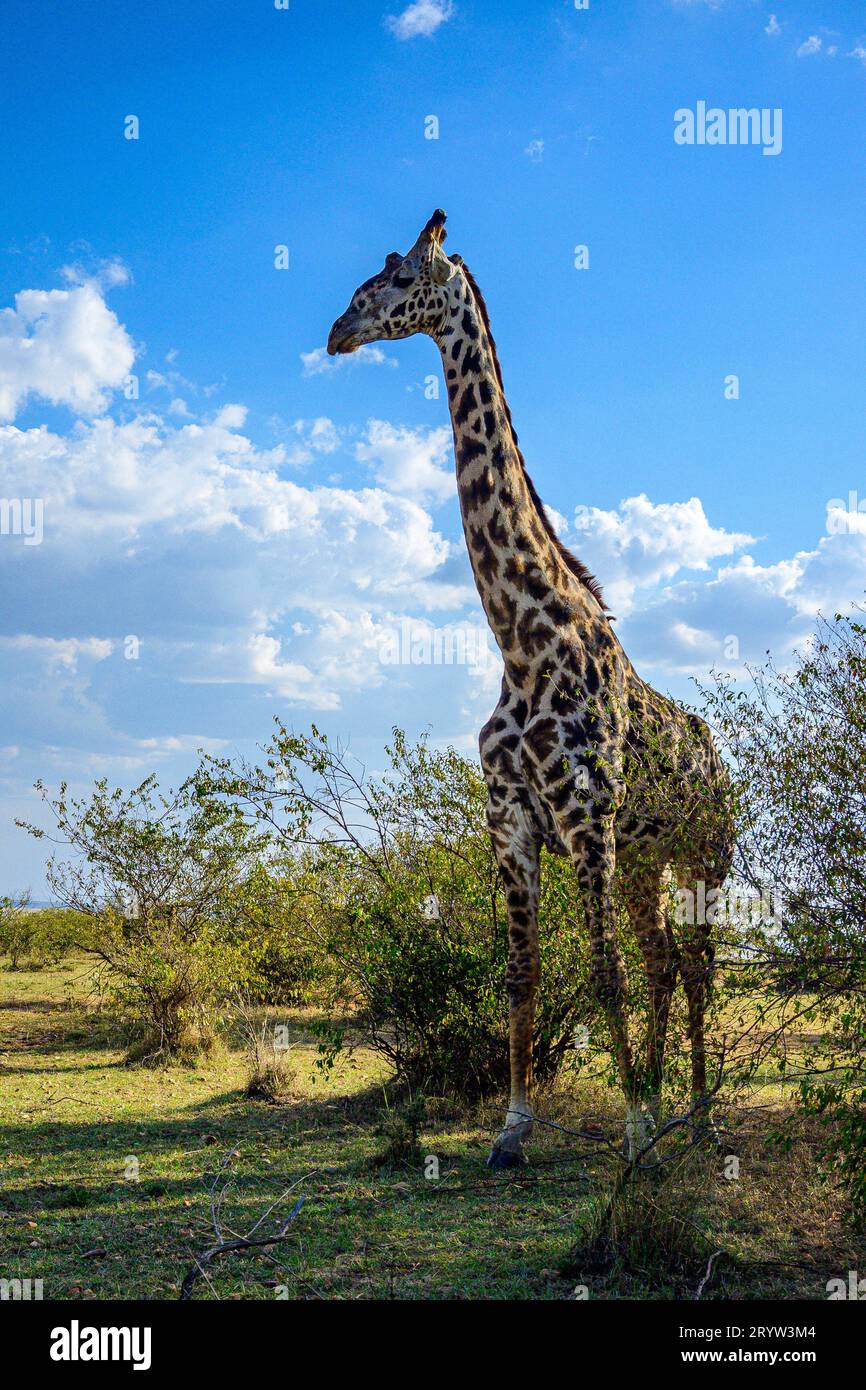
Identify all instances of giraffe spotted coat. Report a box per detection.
[328,211,734,1165]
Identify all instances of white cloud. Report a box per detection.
[849,45,866,66]
[31,733,228,778]
[524,139,544,163]
[765,14,780,38]
[213,403,247,430]
[616,523,866,681]
[145,358,202,405]
[570,494,755,615]
[302,417,340,453]
[797,35,822,56]
[355,419,454,504]
[300,344,397,376]
[268,411,341,461]
[0,635,113,671]
[245,632,342,709]
[0,282,134,421]
[298,416,341,456]
[560,492,866,680]
[0,398,464,718]
[0,412,452,601]
[60,258,131,290]
[177,608,489,712]
[135,733,227,755]
[252,610,448,704]
[621,557,804,677]
[543,504,569,537]
[0,634,119,755]
[267,416,344,467]
[386,0,454,40]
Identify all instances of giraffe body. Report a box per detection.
[328,211,734,1165]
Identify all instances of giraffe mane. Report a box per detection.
[458,263,608,613]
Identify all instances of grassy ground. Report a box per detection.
[0,958,861,1300]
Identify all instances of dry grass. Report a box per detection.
[239,1006,298,1102]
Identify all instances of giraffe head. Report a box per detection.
[327,209,458,356]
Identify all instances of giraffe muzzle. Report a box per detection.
[327,315,361,356]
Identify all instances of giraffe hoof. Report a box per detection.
[486,1121,531,1169]
[486,1142,527,1170]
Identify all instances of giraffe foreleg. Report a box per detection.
[485,803,541,1170]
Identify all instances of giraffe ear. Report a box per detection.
[430,241,456,285]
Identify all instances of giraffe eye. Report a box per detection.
[392,273,413,289]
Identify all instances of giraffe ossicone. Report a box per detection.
[328,210,734,1168]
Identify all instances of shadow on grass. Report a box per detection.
[0,1074,410,1222]
[0,997,73,1012]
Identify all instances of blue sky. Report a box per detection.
[1,0,865,894]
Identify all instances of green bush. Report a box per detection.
[0,900,81,970]
[18,775,268,1061]
[703,611,866,1224]
[0,895,33,969]
[28,908,81,967]
[204,726,621,1099]
[373,1094,425,1169]
[223,861,327,1007]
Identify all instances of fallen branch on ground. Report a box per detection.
[179,1150,313,1300]
[179,1197,306,1300]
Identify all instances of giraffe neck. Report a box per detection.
[437,271,596,681]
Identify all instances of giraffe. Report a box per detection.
[328,211,734,1167]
